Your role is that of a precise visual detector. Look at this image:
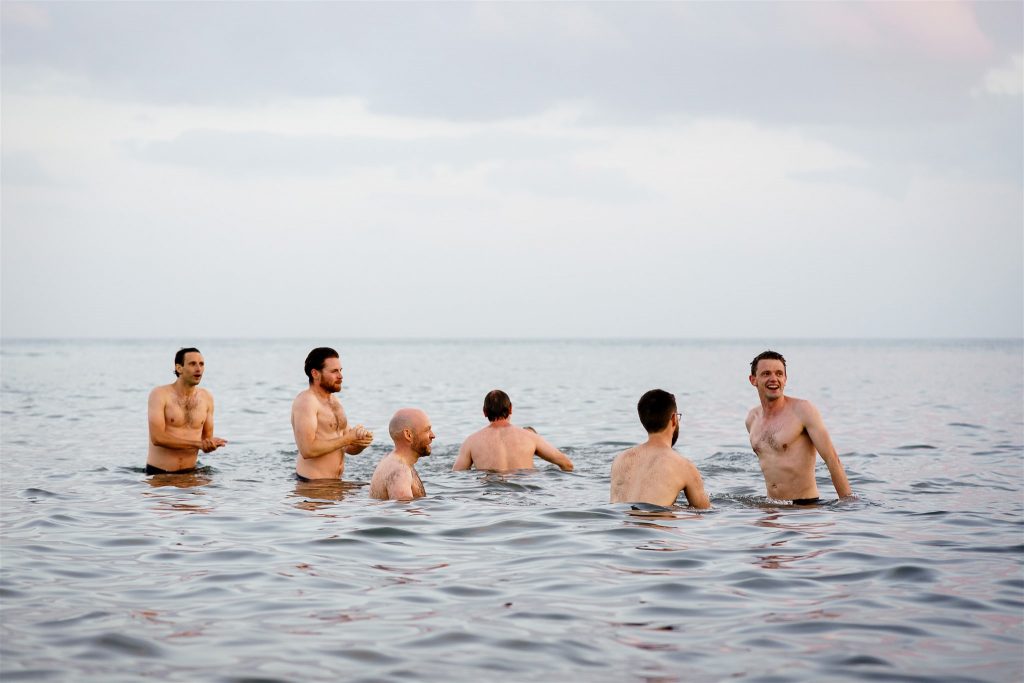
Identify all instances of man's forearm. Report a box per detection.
[299,434,353,459]
[150,432,202,450]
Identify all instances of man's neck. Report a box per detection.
[173,378,198,395]
[760,394,787,415]
[310,384,334,401]
[392,448,419,466]
[488,418,512,429]
[644,429,675,450]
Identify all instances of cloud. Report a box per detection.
[974,53,1024,96]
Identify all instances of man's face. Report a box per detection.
[316,357,343,393]
[176,353,205,386]
[411,416,436,457]
[750,359,787,400]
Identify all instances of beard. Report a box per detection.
[414,438,432,457]
[671,423,679,446]
[318,376,341,394]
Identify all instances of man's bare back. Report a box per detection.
[610,443,709,508]
[746,353,852,501]
[147,349,226,473]
[453,421,573,472]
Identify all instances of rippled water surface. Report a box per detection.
[2,339,1022,682]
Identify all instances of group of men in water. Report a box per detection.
[146,346,853,507]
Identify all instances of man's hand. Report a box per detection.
[347,425,374,449]
[201,437,228,453]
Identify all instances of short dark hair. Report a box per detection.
[173,347,201,377]
[304,347,339,384]
[637,389,676,433]
[750,350,787,376]
[483,389,512,421]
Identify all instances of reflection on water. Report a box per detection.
[289,479,365,512]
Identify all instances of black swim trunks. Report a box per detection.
[145,464,196,475]
[294,472,312,482]
[792,497,821,505]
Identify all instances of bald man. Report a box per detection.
[369,408,436,501]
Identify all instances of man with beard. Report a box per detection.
[291,347,374,481]
[745,350,852,504]
[369,408,435,501]
[610,389,710,508]
[147,347,228,474]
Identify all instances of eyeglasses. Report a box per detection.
[674,412,683,420]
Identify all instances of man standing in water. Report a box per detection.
[369,408,435,501]
[745,350,853,503]
[147,347,227,474]
[453,390,573,472]
[291,347,374,481]
[610,389,710,508]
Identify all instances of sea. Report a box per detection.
[1,338,1022,682]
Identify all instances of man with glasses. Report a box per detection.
[746,350,852,504]
[610,389,710,508]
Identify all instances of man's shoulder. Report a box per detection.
[150,384,174,400]
[785,396,817,417]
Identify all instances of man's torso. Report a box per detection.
[147,385,209,471]
[609,445,686,507]
[747,399,819,500]
[464,426,536,471]
[295,391,349,479]
[369,455,425,500]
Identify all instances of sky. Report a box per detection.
[2,1,1021,339]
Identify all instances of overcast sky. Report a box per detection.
[2,1,1021,339]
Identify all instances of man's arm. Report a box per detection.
[533,434,574,472]
[801,401,853,498]
[344,425,373,455]
[200,391,227,453]
[387,468,415,502]
[452,439,473,471]
[679,459,711,510]
[148,389,203,450]
[291,395,367,460]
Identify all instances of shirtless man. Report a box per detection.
[610,389,710,508]
[291,347,374,481]
[745,350,853,503]
[369,408,435,501]
[147,347,227,474]
[453,390,573,472]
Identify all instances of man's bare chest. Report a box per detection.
[165,393,205,429]
[750,417,807,455]
[316,401,347,434]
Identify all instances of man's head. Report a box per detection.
[305,347,342,392]
[174,347,204,385]
[483,389,512,422]
[749,350,787,400]
[750,350,786,377]
[389,408,435,458]
[637,389,679,446]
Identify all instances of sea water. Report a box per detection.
[1,339,1021,682]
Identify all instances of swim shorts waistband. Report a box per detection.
[145,464,197,475]
[792,497,821,505]
[294,472,312,482]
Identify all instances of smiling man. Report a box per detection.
[369,408,435,501]
[147,347,227,474]
[745,350,853,504]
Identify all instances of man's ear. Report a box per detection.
[748,375,757,387]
